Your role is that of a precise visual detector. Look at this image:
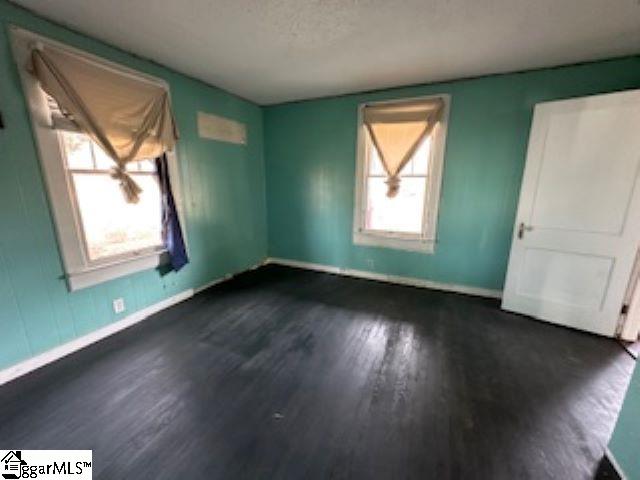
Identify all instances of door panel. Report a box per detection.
[502,90,640,336]
[517,248,613,309]
[531,104,640,234]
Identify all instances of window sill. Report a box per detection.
[66,251,168,291]
[353,230,435,253]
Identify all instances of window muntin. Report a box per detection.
[59,131,163,262]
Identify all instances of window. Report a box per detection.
[353,95,449,253]
[11,27,184,290]
[59,131,163,261]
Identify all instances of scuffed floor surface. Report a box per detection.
[0,265,634,479]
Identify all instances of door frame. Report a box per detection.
[618,248,640,341]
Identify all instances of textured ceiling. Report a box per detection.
[12,0,640,104]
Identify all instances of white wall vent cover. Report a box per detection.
[197,111,246,145]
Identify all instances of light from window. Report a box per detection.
[364,134,432,234]
[59,131,163,261]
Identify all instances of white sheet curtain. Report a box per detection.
[31,44,179,203]
[363,98,444,197]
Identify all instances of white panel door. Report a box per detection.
[502,89,640,336]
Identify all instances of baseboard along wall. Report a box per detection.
[265,257,503,299]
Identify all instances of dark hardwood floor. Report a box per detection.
[0,265,634,479]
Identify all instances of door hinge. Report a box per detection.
[621,304,629,315]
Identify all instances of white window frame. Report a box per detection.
[352,94,450,253]
[10,26,187,291]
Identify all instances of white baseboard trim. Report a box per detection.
[0,289,193,387]
[606,448,628,480]
[0,261,266,387]
[265,257,502,299]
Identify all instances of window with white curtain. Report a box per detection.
[353,95,450,253]
[10,27,185,291]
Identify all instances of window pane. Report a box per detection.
[365,177,426,234]
[60,132,93,170]
[368,142,386,176]
[410,135,431,175]
[125,160,156,172]
[138,159,157,172]
[71,173,163,260]
[93,143,115,170]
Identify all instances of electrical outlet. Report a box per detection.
[113,298,125,314]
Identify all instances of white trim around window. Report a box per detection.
[352,94,450,253]
[10,26,187,291]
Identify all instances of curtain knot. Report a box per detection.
[385,175,401,198]
[110,166,142,204]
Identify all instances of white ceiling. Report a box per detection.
[12,0,640,105]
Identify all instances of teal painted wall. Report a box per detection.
[610,361,640,479]
[0,0,267,370]
[264,57,640,291]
